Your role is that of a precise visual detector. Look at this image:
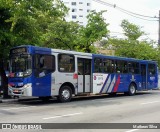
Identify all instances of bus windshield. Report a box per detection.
[10,54,32,77]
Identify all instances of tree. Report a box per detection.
[0,0,68,98]
[77,10,109,53]
[107,19,158,64]
[121,19,145,40]
[0,1,13,98]
[41,20,80,50]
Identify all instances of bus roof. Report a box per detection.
[92,53,157,64]
[12,45,157,64]
[13,45,92,57]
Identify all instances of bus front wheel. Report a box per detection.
[128,83,136,96]
[58,86,72,103]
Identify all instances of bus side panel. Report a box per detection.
[128,74,142,91]
[113,74,143,92]
[147,65,158,90]
[115,74,129,93]
[32,73,51,97]
[93,73,130,94]
[93,73,108,94]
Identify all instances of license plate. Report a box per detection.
[13,90,19,93]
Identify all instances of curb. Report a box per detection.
[0,98,18,103]
[0,97,39,103]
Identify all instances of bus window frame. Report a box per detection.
[58,53,75,73]
[34,54,56,78]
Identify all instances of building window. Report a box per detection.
[79,2,83,4]
[72,8,77,12]
[79,9,83,11]
[72,15,77,19]
[71,2,76,6]
[87,3,90,6]
[87,9,90,12]
[79,15,83,17]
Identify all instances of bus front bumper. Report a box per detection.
[8,83,32,96]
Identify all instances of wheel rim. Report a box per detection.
[62,89,70,100]
[130,85,135,94]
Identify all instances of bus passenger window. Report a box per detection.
[148,64,156,76]
[94,58,103,73]
[58,54,75,73]
[103,59,114,73]
[128,62,139,74]
[114,60,128,74]
[34,54,55,77]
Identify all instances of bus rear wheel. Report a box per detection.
[58,86,72,103]
[128,83,136,96]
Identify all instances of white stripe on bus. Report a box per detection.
[102,75,111,93]
[107,75,116,93]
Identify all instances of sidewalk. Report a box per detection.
[0,89,19,103]
[0,95,19,103]
[0,95,38,103]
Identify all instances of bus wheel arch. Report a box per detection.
[58,82,74,102]
[127,82,137,96]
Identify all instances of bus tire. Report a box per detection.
[128,83,136,96]
[58,86,72,103]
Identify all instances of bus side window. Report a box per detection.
[34,54,55,77]
[103,59,114,73]
[58,54,75,73]
[128,62,139,74]
[94,58,103,73]
[148,64,156,76]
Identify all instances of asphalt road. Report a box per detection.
[0,90,160,132]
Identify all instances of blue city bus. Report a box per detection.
[8,45,158,102]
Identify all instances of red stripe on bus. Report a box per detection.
[113,76,120,92]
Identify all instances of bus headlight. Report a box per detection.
[24,83,32,89]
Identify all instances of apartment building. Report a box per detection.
[62,0,92,26]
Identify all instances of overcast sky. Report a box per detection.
[92,0,159,43]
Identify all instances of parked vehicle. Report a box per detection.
[8,45,158,102]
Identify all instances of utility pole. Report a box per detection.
[159,10,160,45]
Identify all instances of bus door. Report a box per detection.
[32,54,54,96]
[140,64,147,89]
[78,58,91,93]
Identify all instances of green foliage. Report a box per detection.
[41,20,80,50]
[121,19,145,40]
[111,38,157,60]
[0,0,68,57]
[77,10,109,53]
[107,20,159,66]
[0,0,69,97]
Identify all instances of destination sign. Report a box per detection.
[11,47,27,54]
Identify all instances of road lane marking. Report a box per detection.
[43,112,83,120]
[141,101,160,105]
[125,129,139,132]
[91,98,119,102]
[2,106,36,110]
